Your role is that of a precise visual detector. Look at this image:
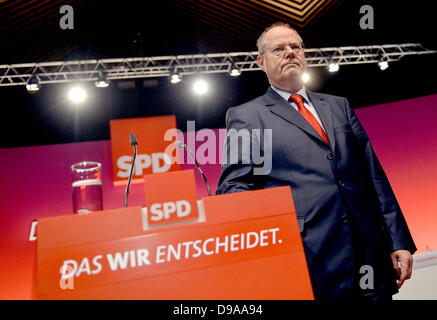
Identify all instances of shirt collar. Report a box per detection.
[271,85,309,104]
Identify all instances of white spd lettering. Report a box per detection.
[117,153,172,178]
[148,200,191,221]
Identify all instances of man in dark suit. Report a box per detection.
[216,22,416,300]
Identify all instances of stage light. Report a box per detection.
[328,63,339,72]
[302,72,310,84]
[193,79,208,95]
[171,73,181,84]
[95,72,109,88]
[378,60,389,71]
[230,68,241,76]
[95,80,109,88]
[229,63,241,77]
[170,68,182,84]
[26,83,40,92]
[26,76,40,92]
[68,86,87,103]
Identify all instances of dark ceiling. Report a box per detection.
[0,0,436,148]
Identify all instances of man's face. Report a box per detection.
[257,26,306,91]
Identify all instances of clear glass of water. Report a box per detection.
[71,161,103,214]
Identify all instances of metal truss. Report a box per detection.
[0,43,435,87]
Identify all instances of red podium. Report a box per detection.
[34,170,314,299]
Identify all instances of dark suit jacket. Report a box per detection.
[216,87,417,300]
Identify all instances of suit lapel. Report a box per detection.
[266,88,324,144]
[307,91,336,153]
[265,88,333,149]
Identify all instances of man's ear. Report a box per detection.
[257,55,266,72]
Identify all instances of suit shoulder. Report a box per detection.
[310,91,347,103]
[225,95,267,128]
[228,95,266,113]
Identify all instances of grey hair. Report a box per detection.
[256,22,303,55]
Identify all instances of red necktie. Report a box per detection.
[289,94,330,146]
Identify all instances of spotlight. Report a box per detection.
[171,73,181,84]
[301,72,310,84]
[95,81,109,88]
[378,60,389,71]
[170,68,182,84]
[229,64,241,77]
[26,83,40,92]
[26,76,40,92]
[95,72,109,88]
[328,63,339,73]
[68,86,87,104]
[230,68,241,77]
[193,79,208,95]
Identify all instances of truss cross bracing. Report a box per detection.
[0,43,435,87]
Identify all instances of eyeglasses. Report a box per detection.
[264,43,305,57]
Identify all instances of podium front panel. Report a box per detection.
[36,186,313,299]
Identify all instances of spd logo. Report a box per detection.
[143,170,200,228]
[110,115,181,185]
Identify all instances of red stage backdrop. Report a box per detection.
[0,94,436,299]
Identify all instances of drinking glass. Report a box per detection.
[71,161,103,214]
